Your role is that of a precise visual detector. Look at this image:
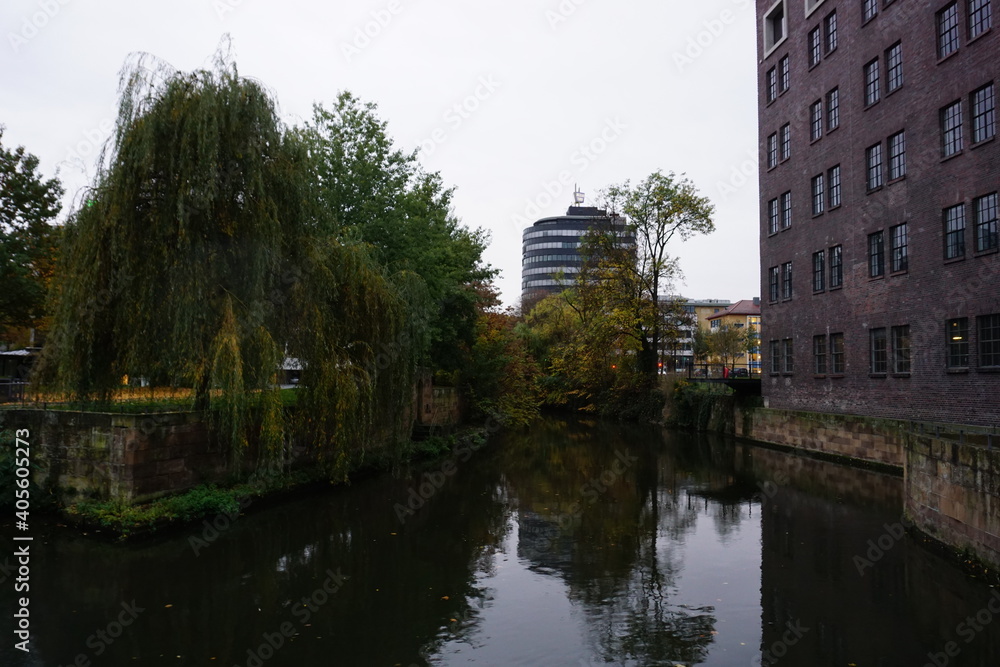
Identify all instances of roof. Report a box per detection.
[706,299,761,320]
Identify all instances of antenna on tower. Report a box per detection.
[573,184,585,205]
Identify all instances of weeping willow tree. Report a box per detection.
[37,48,415,477]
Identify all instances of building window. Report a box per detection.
[944,203,966,259]
[781,191,792,228]
[824,11,838,53]
[810,100,823,140]
[969,0,993,40]
[972,83,996,144]
[892,325,911,373]
[886,42,903,93]
[938,3,961,58]
[769,266,780,301]
[863,0,878,22]
[827,87,840,131]
[975,192,998,251]
[869,230,885,277]
[864,58,881,106]
[814,335,828,374]
[947,318,970,368]
[890,222,908,272]
[770,340,781,373]
[866,143,883,190]
[768,197,780,234]
[765,1,788,54]
[778,55,790,92]
[780,123,791,160]
[942,100,964,156]
[828,164,841,208]
[888,131,906,180]
[782,338,794,373]
[978,314,1000,367]
[808,27,822,67]
[829,245,843,287]
[812,250,826,291]
[811,174,825,215]
[767,132,779,168]
[767,67,778,103]
[781,261,793,299]
[870,328,888,374]
[830,333,845,373]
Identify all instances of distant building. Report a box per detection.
[706,299,762,371]
[756,0,999,426]
[660,298,734,371]
[521,203,633,305]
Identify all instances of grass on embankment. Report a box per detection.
[64,469,325,539]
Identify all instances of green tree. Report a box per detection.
[692,328,711,364]
[36,52,412,477]
[303,93,496,373]
[708,324,757,371]
[597,171,715,377]
[0,128,63,341]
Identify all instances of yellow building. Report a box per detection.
[705,299,762,372]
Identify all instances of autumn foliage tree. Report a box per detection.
[596,171,715,378]
[521,171,716,420]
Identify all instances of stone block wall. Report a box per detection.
[1,409,226,504]
[1,379,465,504]
[711,399,1000,569]
[735,407,907,468]
[905,434,1000,568]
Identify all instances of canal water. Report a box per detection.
[3,417,1000,666]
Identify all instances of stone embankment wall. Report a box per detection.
[734,408,907,468]
[1,383,462,505]
[905,431,1000,568]
[1,409,226,504]
[668,393,1000,569]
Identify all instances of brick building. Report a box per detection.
[757,0,999,426]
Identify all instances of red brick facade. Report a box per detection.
[757,0,1000,426]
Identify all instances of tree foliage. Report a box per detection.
[303,93,496,373]
[520,171,715,419]
[595,171,715,376]
[36,52,415,477]
[0,128,63,340]
[464,306,542,427]
[707,324,758,370]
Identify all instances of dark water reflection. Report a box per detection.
[2,417,999,666]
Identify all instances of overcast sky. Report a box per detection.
[1,0,760,308]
